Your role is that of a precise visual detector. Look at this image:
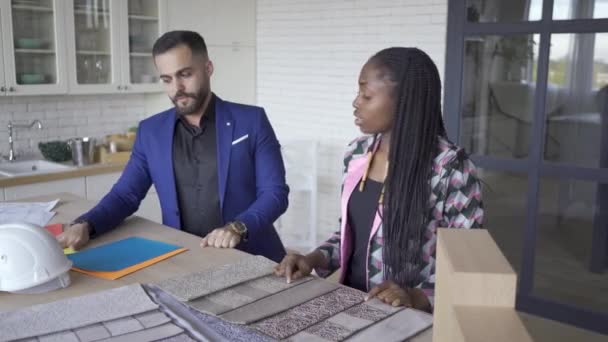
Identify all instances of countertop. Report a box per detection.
[0,161,127,188]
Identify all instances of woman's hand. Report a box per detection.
[366,280,431,312]
[274,253,314,283]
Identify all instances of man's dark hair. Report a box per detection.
[152,30,208,57]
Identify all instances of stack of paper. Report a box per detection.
[67,237,188,280]
[0,199,59,227]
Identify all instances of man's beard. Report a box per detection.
[171,87,210,116]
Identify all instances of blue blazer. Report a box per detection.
[80,96,288,262]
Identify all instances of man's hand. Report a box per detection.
[200,225,241,249]
[56,222,90,250]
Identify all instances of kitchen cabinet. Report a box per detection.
[65,0,168,94]
[168,0,255,46]
[0,0,68,96]
[3,177,86,200]
[167,0,256,104]
[209,45,256,105]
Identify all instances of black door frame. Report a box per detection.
[444,0,608,334]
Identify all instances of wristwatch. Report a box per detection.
[228,221,248,241]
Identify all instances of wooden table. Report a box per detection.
[0,193,247,311]
[0,192,432,341]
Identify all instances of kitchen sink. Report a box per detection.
[0,160,74,177]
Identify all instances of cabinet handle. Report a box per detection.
[8,87,15,92]
[117,85,123,90]
[123,85,129,91]
[0,86,5,92]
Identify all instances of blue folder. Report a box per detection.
[67,236,182,272]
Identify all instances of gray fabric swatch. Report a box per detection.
[289,331,333,342]
[220,278,339,324]
[0,284,158,341]
[98,323,183,342]
[324,313,373,331]
[38,331,79,342]
[134,310,172,328]
[185,305,276,342]
[75,323,111,342]
[147,284,275,342]
[190,275,313,316]
[156,255,277,301]
[103,316,144,336]
[253,286,365,339]
[289,300,403,342]
[305,320,353,342]
[157,333,199,342]
[344,308,433,342]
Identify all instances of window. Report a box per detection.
[446,0,608,334]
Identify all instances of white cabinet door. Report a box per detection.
[85,172,121,200]
[2,0,68,96]
[168,0,255,46]
[65,0,123,94]
[209,45,256,105]
[212,0,256,46]
[137,189,162,223]
[85,171,161,223]
[4,178,86,201]
[0,188,5,201]
[0,3,6,96]
[118,0,167,94]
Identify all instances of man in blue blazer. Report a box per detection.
[58,31,288,262]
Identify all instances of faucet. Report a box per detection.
[6,120,43,161]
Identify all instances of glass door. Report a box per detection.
[445,0,608,334]
[122,0,165,92]
[67,0,120,93]
[6,0,67,94]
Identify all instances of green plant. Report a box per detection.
[38,141,71,162]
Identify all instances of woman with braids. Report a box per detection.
[274,47,484,312]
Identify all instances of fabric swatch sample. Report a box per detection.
[156,255,277,302]
[344,308,433,342]
[103,316,144,336]
[290,299,404,341]
[97,323,183,342]
[157,333,199,342]
[147,284,275,342]
[305,320,353,342]
[38,331,79,342]
[189,275,313,316]
[134,310,172,328]
[0,284,158,341]
[253,286,365,339]
[74,323,111,342]
[220,278,339,324]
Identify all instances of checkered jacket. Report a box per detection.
[316,135,484,306]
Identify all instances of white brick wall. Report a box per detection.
[257,0,448,248]
[0,94,151,158]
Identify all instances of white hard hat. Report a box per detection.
[0,222,72,293]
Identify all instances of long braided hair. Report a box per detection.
[371,47,447,287]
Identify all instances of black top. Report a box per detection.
[344,178,383,292]
[172,94,223,237]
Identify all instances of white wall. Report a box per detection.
[257,0,448,247]
[0,95,147,158]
